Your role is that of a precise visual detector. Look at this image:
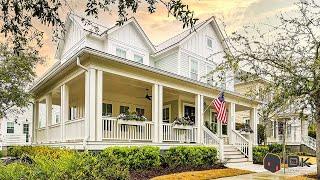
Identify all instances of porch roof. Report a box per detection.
[30,46,261,105]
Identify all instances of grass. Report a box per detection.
[285,173,317,180]
[151,168,253,180]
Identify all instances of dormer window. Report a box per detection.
[134,54,143,63]
[207,37,213,49]
[116,48,127,58]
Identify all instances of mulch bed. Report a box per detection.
[130,165,226,180]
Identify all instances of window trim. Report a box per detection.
[119,105,130,114]
[189,57,199,80]
[135,107,145,116]
[206,36,213,49]
[133,54,144,64]
[182,102,195,118]
[7,122,14,134]
[163,104,171,123]
[102,102,113,117]
[116,47,127,58]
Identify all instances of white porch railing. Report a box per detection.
[202,126,220,145]
[202,126,224,161]
[65,118,85,141]
[302,136,316,151]
[231,129,252,161]
[162,123,197,143]
[103,117,154,141]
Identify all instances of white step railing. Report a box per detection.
[2,134,29,146]
[302,136,316,151]
[162,123,197,143]
[231,129,252,161]
[202,126,224,161]
[103,117,154,141]
[202,126,220,145]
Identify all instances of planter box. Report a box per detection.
[172,124,193,130]
[117,119,146,126]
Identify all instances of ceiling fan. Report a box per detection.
[137,89,152,101]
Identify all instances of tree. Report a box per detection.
[0,44,41,118]
[0,0,198,118]
[213,0,320,177]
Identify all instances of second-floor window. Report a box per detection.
[189,58,198,80]
[134,54,143,63]
[7,122,14,134]
[116,48,126,58]
[206,65,214,85]
[207,37,213,49]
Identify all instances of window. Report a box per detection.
[273,121,277,138]
[189,58,198,80]
[69,106,77,120]
[287,124,291,135]
[52,104,61,124]
[278,122,284,135]
[134,54,143,63]
[206,65,214,85]
[207,37,213,48]
[120,106,129,114]
[136,108,145,116]
[163,105,171,123]
[209,111,218,134]
[184,105,195,122]
[243,117,250,125]
[7,122,14,134]
[116,48,126,58]
[23,124,29,142]
[102,103,112,116]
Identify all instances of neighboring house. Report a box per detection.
[235,79,315,152]
[0,106,32,149]
[30,13,261,163]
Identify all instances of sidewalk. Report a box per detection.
[221,163,316,179]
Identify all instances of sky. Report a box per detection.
[35,0,297,77]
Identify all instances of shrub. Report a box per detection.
[267,144,282,153]
[101,146,161,171]
[162,146,218,169]
[0,150,2,158]
[253,146,269,164]
[7,146,74,158]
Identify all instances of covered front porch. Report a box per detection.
[32,55,259,161]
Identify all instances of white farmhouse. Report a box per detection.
[30,14,261,163]
[0,106,32,149]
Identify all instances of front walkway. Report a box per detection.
[221,163,316,179]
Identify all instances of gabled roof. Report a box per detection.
[154,16,230,55]
[55,14,156,59]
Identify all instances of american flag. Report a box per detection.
[212,92,227,124]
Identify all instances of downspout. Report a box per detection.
[76,57,89,150]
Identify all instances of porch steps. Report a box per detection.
[223,145,249,163]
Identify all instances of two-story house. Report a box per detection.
[30,14,260,162]
[0,106,32,150]
[235,79,315,153]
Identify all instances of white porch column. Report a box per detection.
[96,70,103,141]
[32,102,39,144]
[158,85,163,143]
[61,85,69,142]
[85,68,97,142]
[45,94,52,143]
[250,107,258,145]
[196,94,204,143]
[152,84,159,143]
[228,102,236,144]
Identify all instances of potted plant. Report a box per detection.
[117,112,147,125]
[172,116,195,129]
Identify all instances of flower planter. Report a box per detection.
[117,119,146,126]
[172,124,193,130]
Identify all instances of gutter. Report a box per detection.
[76,57,88,71]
